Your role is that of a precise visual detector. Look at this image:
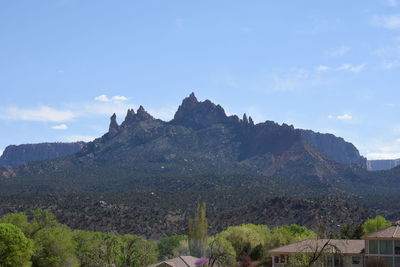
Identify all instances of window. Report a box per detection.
[380,240,393,255]
[274,256,279,263]
[395,257,400,267]
[395,241,400,255]
[280,254,286,263]
[382,256,393,267]
[334,255,341,266]
[327,256,333,267]
[352,256,361,264]
[369,240,378,254]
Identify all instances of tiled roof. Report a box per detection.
[268,239,365,255]
[149,256,200,267]
[363,223,400,239]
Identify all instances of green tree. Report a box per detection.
[0,223,33,267]
[31,225,79,267]
[206,236,236,267]
[188,202,208,257]
[122,234,158,266]
[337,224,364,239]
[158,235,187,260]
[73,230,122,267]
[270,224,317,249]
[0,212,31,236]
[217,224,269,260]
[362,216,392,235]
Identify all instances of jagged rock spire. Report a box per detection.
[125,109,136,122]
[136,105,154,120]
[121,106,154,126]
[242,113,248,124]
[249,116,254,126]
[108,113,119,137]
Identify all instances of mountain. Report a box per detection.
[1,93,400,237]
[367,159,400,171]
[0,93,350,190]
[300,130,367,168]
[0,142,85,167]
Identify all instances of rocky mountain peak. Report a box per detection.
[172,93,230,128]
[136,105,154,121]
[122,106,154,126]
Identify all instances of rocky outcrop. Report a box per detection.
[172,93,235,128]
[367,159,400,171]
[300,129,367,168]
[0,142,85,167]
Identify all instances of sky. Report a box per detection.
[0,0,400,160]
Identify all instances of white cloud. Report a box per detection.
[0,106,76,122]
[94,94,128,102]
[366,138,400,159]
[328,114,353,120]
[337,114,353,120]
[372,15,400,30]
[388,0,398,7]
[327,46,350,57]
[367,152,400,160]
[112,95,128,101]
[0,149,3,157]
[314,63,366,73]
[337,63,366,73]
[64,135,97,142]
[94,94,110,102]
[315,65,330,71]
[75,102,134,118]
[51,124,68,130]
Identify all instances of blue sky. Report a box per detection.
[1,0,400,159]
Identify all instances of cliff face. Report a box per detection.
[367,159,400,171]
[0,142,85,167]
[300,130,367,168]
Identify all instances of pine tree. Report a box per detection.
[188,202,208,257]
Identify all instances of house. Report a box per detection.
[268,221,400,267]
[149,256,200,267]
[269,239,364,267]
[363,221,400,266]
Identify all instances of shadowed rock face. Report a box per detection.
[0,142,85,167]
[300,129,367,168]
[367,159,400,171]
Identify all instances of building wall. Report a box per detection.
[271,253,363,267]
[365,239,400,267]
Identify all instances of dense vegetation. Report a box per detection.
[0,208,392,267]
[0,192,376,238]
